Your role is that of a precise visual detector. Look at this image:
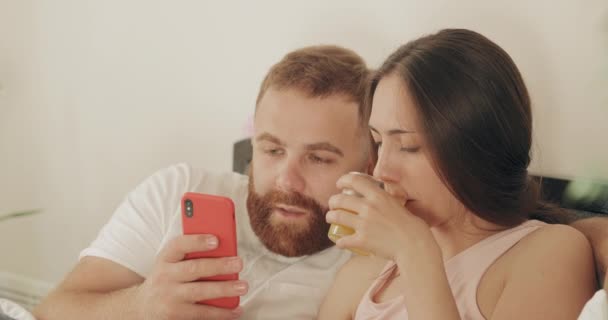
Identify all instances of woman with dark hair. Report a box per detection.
[318,29,596,319]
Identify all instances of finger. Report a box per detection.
[336,172,384,200]
[171,257,243,282]
[326,209,361,229]
[160,235,220,263]
[168,303,243,320]
[178,280,249,303]
[335,233,366,253]
[328,193,368,213]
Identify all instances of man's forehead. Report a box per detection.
[256,88,359,118]
[254,99,361,127]
[254,88,364,147]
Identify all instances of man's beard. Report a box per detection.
[246,176,334,257]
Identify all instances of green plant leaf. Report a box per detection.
[0,209,42,222]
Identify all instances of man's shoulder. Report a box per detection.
[149,162,248,196]
[186,163,248,195]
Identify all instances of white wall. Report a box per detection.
[1,0,607,284]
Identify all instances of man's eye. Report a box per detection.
[309,154,333,164]
[400,146,420,153]
[265,148,284,156]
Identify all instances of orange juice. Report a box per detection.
[327,173,383,256]
[327,188,369,255]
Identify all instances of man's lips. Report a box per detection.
[274,204,309,218]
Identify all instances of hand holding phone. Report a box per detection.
[181,192,241,309]
[135,235,246,319]
[133,192,244,319]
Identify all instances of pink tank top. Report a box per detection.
[354,220,546,320]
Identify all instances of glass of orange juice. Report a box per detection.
[327,172,383,255]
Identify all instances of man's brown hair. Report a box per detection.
[256,45,371,124]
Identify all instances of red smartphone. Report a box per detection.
[181,192,239,309]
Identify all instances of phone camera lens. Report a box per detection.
[185,199,193,217]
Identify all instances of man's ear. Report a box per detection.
[365,157,375,175]
[604,268,608,292]
[365,133,378,175]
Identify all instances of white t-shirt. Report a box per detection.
[578,289,607,320]
[80,163,351,319]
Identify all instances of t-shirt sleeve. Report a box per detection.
[577,290,607,320]
[79,163,199,277]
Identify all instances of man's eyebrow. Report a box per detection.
[255,132,285,145]
[255,133,344,157]
[305,142,344,157]
[370,126,415,135]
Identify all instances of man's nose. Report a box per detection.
[276,159,306,193]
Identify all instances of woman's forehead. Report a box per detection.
[370,75,420,133]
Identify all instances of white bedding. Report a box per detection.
[0,290,605,319]
[578,290,607,320]
[0,299,35,320]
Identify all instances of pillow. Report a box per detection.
[0,299,35,320]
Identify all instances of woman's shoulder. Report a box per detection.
[480,223,597,318]
[487,222,592,274]
[502,223,596,294]
[512,223,592,264]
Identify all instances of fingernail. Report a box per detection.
[206,236,218,248]
[231,307,243,318]
[234,282,248,294]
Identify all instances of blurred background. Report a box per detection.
[1,0,607,305]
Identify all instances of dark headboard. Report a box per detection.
[233,138,608,215]
[534,176,608,215]
[233,138,253,174]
